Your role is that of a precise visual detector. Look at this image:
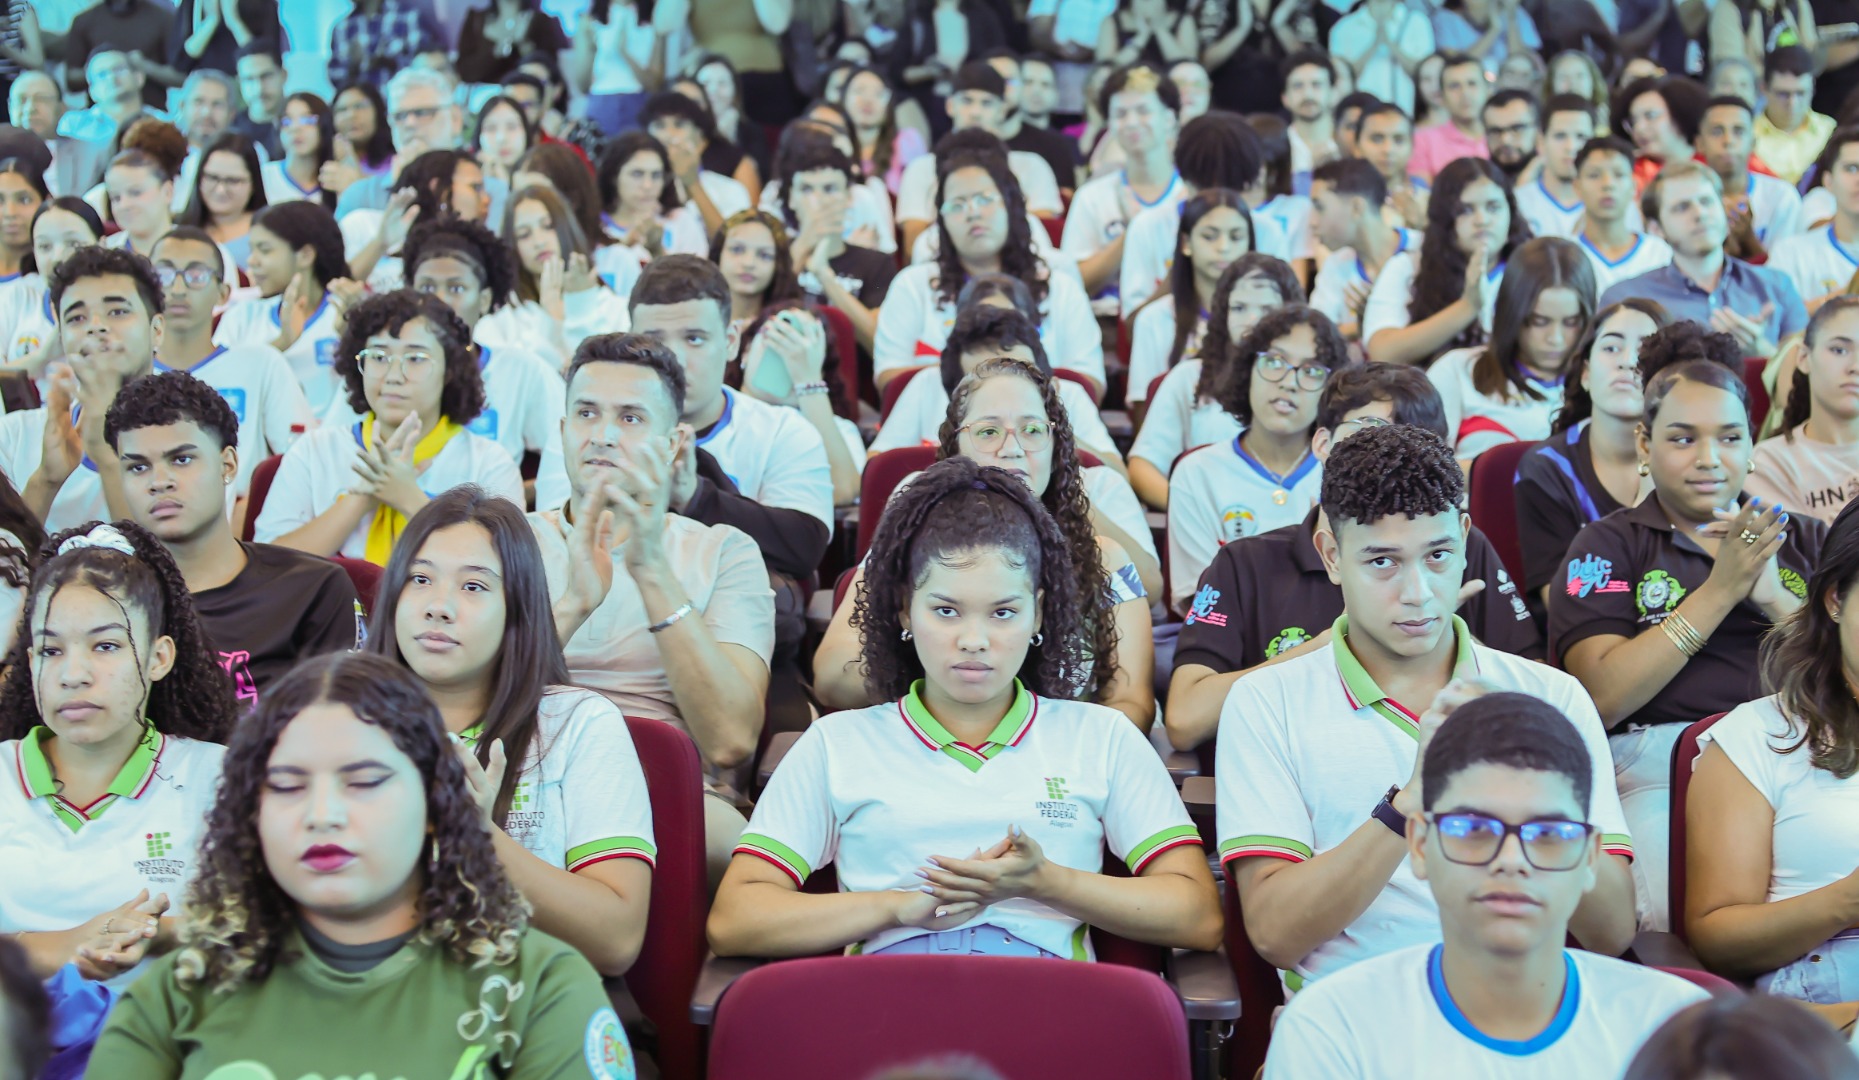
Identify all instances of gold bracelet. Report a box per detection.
[1661,612,1706,657]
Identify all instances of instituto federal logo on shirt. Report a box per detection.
[1037,776,1078,827]
[136,830,186,884]
[1635,570,1686,621]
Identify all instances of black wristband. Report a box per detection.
[1371,783,1407,838]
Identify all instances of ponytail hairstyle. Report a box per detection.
[1473,236,1596,402]
[853,455,1089,702]
[250,201,349,294]
[402,217,519,314]
[932,148,1048,312]
[1554,298,1670,435]
[1192,253,1305,402]
[935,358,1119,703]
[1762,495,1859,780]
[1141,187,1251,374]
[1778,295,1859,441]
[1637,321,1751,431]
[0,521,234,743]
[1213,305,1354,426]
[1408,157,1530,354]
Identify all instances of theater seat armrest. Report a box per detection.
[1167,947,1242,1021]
[691,954,763,1026]
[1164,749,1202,784]
[757,731,803,790]
[1181,775,1216,829]
[1629,930,1703,972]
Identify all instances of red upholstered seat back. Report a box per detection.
[621,718,708,1080]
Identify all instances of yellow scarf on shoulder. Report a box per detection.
[360,413,464,565]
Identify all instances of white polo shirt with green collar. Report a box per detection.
[0,727,225,984]
[1215,616,1632,993]
[737,681,1201,960]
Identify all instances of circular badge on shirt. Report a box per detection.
[584,1006,634,1079]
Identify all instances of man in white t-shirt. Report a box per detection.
[1265,692,1706,1077]
[1119,111,1270,318]
[535,332,774,881]
[1513,96,1598,241]
[1060,64,1185,301]
[1767,128,1859,310]
[1217,424,1637,995]
[1308,158,1413,342]
[894,63,1063,256]
[1572,137,1674,296]
[1697,95,1805,258]
[643,90,752,242]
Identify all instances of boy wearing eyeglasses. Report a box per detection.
[1164,367,1540,755]
[1264,692,1705,1077]
[1214,423,1637,1000]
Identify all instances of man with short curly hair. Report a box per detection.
[1213,422,1638,996]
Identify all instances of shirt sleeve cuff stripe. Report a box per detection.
[568,849,657,872]
[564,836,657,871]
[734,832,813,885]
[1601,833,1634,861]
[1218,835,1314,866]
[1125,825,1203,874]
[1129,834,1203,875]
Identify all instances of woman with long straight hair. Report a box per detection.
[177,133,269,273]
[261,93,338,209]
[1749,297,1859,523]
[597,131,708,258]
[842,65,926,195]
[495,184,632,366]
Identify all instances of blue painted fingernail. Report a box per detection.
[1751,498,1764,508]
[1781,513,1790,524]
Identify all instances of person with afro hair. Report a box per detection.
[1216,421,1637,996]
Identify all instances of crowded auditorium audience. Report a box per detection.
[8,1,1859,1076]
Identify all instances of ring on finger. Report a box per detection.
[1739,529,1761,545]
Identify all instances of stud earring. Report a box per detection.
[900,628,912,641]
[1030,632,1044,646]
[1748,460,1757,474]
[1637,462,1650,476]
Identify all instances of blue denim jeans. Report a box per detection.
[1761,929,1859,1004]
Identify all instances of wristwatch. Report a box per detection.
[1371,784,1407,838]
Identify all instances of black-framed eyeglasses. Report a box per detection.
[1255,351,1332,392]
[1425,813,1596,871]
[154,263,220,289]
[391,106,442,126]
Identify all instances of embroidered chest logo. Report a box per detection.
[506,781,543,843]
[585,1006,633,1079]
[1566,553,1627,598]
[1218,505,1258,542]
[1265,627,1310,658]
[1185,584,1227,627]
[137,831,186,883]
[1037,776,1078,827]
[1636,570,1687,620]
[1780,569,1808,599]
[145,831,173,858]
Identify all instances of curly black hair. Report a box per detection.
[250,201,349,292]
[597,132,681,218]
[1192,254,1305,402]
[1553,298,1671,436]
[935,358,1119,702]
[173,652,529,990]
[0,937,49,1080]
[401,217,518,314]
[853,456,1088,702]
[1636,320,1750,430]
[333,290,486,426]
[0,520,235,744]
[1214,305,1352,425]
[48,243,163,316]
[1321,423,1465,530]
[1407,157,1531,355]
[1779,296,1859,440]
[938,304,1049,393]
[104,369,241,452]
[0,473,43,585]
[933,149,1048,312]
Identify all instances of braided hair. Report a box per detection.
[932,149,1049,312]
[1192,254,1305,402]
[0,521,235,744]
[401,218,519,314]
[853,456,1089,702]
[935,358,1119,703]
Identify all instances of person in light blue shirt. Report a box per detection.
[1599,159,1806,357]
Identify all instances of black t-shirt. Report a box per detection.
[193,542,361,710]
[800,245,897,312]
[1007,124,1078,192]
[1515,423,1629,596]
[1546,493,1828,730]
[1174,507,1543,678]
[231,113,282,163]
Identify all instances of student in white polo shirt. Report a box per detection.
[1767,128,1859,311]
[253,291,524,565]
[1124,189,1251,422]
[1060,64,1185,302]
[1512,96,1599,241]
[1697,96,1805,258]
[148,228,313,504]
[1265,693,1705,1076]
[1216,424,1636,997]
[874,146,1105,399]
[710,457,1221,962]
[1,520,236,987]
[1,198,104,383]
[366,487,653,976]
[211,202,365,416]
[492,185,634,371]
[1167,306,1354,612]
[1306,159,1413,344]
[1571,137,1674,297]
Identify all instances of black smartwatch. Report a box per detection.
[1371,784,1407,837]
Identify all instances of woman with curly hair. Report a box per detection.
[261,93,339,210]
[1364,156,1530,367]
[364,487,653,975]
[1549,321,1828,933]
[87,651,631,1076]
[816,358,1159,730]
[495,185,633,368]
[1130,254,1303,512]
[0,520,235,987]
[1167,305,1355,611]
[253,291,524,565]
[873,148,1105,398]
[176,133,269,273]
[211,201,365,414]
[713,456,1219,961]
[712,208,802,353]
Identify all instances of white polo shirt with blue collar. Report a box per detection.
[1166,437,1323,611]
[1513,177,1587,240]
[155,345,315,495]
[212,291,346,415]
[737,681,1201,960]
[325,343,564,468]
[1576,231,1674,297]
[1768,223,1859,303]
[1308,229,1416,327]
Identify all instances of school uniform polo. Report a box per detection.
[871,263,1106,390]
[1546,492,1827,729]
[866,367,1114,458]
[1576,231,1674,298]
[1741,171,1805,246]
[1250,194,1315,261]
[1175,508,1540,678]
[259,160,321,205]
[213,292,347,415]
[1166,438,1323,611]
[1118,200,1292,319]
[0,273,48,365]
[0,729,225,985]
[1127,360,1244,479]
[471,290,633,371]
[325,344,564,468]
[894,150,1065,223]
[1215,617,1632,991]
[0,407,108,532]
[737,682,1201,959]
[1766,224,1859,302]
[1307,230,1416,328]
[252,422,525,561]
[1060,171,1186,299]
[1126,300,1194,405]
[335,208,407,296]
[156,345,315,495]
[1264,943,1707,1078]
[1361,251,1504,349]
[1513,177,1587,240]
[1515,421,1631,596]
[1428,346,1568,462]
[459,687,656,872]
